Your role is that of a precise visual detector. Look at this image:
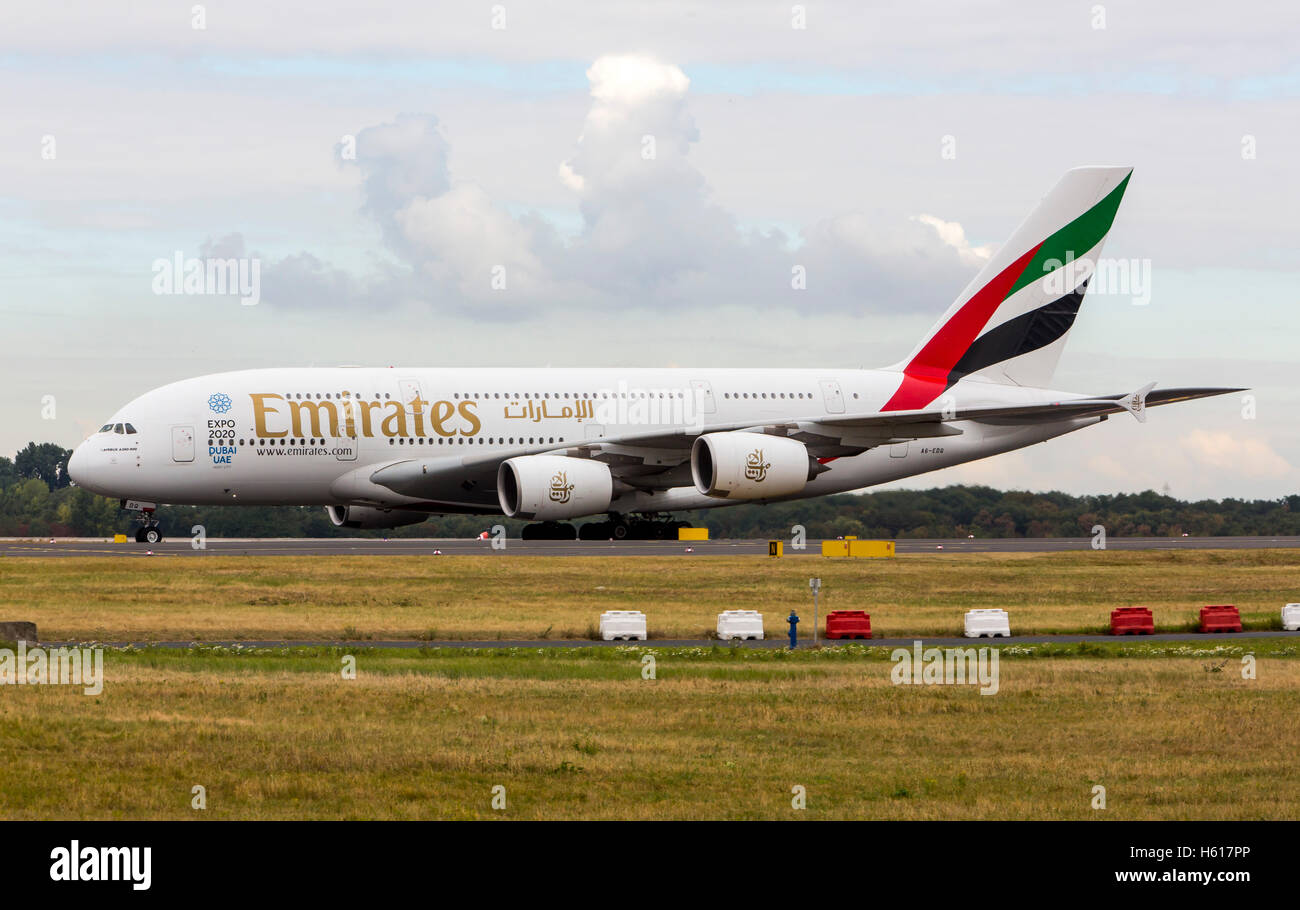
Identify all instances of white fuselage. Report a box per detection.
[68,366,1098,516]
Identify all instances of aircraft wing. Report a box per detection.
[817,386,1245,429]
[368,384,1243,500]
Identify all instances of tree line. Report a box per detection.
[3,441,1298,539]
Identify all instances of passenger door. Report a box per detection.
[819,379,846,414]
[689,379,717,415]
[336,395,358,461]
[171,425,195,463]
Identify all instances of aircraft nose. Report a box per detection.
[67,441,92,490]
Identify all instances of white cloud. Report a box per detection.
[5,2,1298,79]
[1178,429,1290,477]
[251,52,974,315]
[348,113,452,251]
[396,183,558,306]
[584,54,690,109]
[911,215,997,267]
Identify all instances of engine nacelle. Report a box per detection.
[691,432,811,500]
[326,505,428,530]
[498,455,613,520]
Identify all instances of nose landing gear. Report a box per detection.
[121,499,164,544]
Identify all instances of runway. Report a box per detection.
[3,535,1300,558]
[41,630,1300,649]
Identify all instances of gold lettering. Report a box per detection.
[290,400,340,438]
[458,400,481,436]
[430,400,457,437]
[409,394,427,437]
[358,399,383,437]
[340,396,356,437]
[251,394,288,438]
[381,401,409,437]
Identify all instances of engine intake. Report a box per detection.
[327,505,428,530]
[691,432,812,500]
[498,455,613,520]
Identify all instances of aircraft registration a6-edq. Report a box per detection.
[69,166,1240,542]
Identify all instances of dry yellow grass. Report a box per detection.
[1,648,1297,819]
[1,549,1297,640]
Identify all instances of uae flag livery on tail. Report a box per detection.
[883,167,1132,411]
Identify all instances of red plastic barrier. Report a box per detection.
[1199,604,1242,633]
[825,610,872,640]
[1110,606,1155,635]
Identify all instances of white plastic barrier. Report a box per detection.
[599,610,647,641]
[1283,603,1300,632]
[717,610,764,641]
[964,608,1011,638]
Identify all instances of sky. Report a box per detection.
[1,1,1297,501]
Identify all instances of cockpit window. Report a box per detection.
[124,423,137,434]
[99,424,114,433]
[113,423,125,434]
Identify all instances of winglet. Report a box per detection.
[1115,381,1158,423]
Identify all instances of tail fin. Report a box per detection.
[884,166,1132,410]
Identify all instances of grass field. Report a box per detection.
[2,549,1298,640]
[2,641,1298,820]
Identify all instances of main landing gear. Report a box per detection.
[519,516,697,541]
[519,522,577,541]
[579,516,693,541]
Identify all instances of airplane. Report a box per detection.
[68,166,1241,542]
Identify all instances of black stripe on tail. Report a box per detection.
[948,279,1090,384]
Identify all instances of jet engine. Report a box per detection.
[326,505,429,530]
[691,432,812,499]
[497,455,613,520]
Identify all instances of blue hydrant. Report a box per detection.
[787,610,800,649]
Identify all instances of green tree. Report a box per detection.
[15,442,73,490]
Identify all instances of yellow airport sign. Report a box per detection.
[822,539,895,558]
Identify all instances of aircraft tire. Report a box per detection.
[578,521,611,541]
[521,522,576,541]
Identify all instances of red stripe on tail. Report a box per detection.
[882,242,1043,411]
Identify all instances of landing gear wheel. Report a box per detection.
[578,521,612,541]
[521,522,576,541]
[122,499,163,544]
[611,521,630,540]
